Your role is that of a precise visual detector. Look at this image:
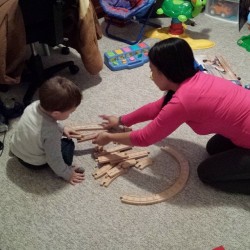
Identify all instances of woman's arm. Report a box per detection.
[121,97,165,127]
[92,131,132,146]
[99,97,164,129]
[93,97,187,147]
[129,99,187,146]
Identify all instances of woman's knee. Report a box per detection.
[197,152,230,183]
[206,134,236,155]
[197,161,212,183]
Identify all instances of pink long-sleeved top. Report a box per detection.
[121,71,250,148]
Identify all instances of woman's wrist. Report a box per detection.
[118,116,123,125]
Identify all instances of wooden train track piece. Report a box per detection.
[73,124,105,131]
[107,159,137,177]
[96,149,149,165]
[93,144,133,158]
[120,145,189,205]
[92,164,113,179]
[73,124,131,134]
[104,150,147,166]
[106,165,124,178]
[100,169,129,187]
[77,133,97,143]
[96,152,128,164]
[92,145,152,188]
[125,150,150,160]
[70,134,84,140]
[118,159,137,169]
[134,157,153,170]
[71,123,133,145]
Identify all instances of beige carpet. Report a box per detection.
[0,13,249,250]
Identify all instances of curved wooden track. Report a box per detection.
[120,145,190,205]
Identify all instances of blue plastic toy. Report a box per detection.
[104,42,150,71]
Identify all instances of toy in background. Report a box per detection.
[0,98,24,157]
[237,35,250,51]
[238,0,250,30]
[195,54,250,89]
[104,42,150,71]
[144,0,215,49]
[99,0,159,45]
[248,7,250,29]
[237,0,250,51]
[156,0,207,34]
[207,0,239,22]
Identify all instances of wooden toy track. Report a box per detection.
[120,145,189,205]
[71,124,132,143]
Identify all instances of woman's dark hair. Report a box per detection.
[148,38,198,84]
[161,90,175,108]
[39,76,82,112]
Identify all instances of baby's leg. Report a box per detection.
[17,158,48,170]
[61,138,75,166]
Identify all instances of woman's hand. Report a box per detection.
[99,115,119,129]
[92,132,111,146]
[92,131,132,146]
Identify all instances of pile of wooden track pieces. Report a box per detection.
[92,144,189,205]
[92,144,153,187]
[71,124,190,205]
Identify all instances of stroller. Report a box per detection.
[100,0,159,44]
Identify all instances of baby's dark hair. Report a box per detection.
[39,76,82,112]
[148,38,198,83]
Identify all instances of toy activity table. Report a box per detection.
[104,42,150,71]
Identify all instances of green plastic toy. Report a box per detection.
[156,0,207,23]
[237,35,250,52]
[145,0,215,50]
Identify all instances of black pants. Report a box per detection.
[197,134,250,195]
[18,138,75,169]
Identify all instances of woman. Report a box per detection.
[93,38,250,195]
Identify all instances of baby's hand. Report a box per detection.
[69,170,85,185]
[63,126,81,139]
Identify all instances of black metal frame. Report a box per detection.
[19,0,79,106]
